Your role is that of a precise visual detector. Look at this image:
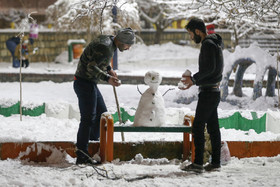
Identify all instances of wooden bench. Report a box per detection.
[99,113,195,163]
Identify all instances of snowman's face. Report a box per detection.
[144,71,162,89]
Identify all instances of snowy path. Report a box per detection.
[1,156,280,187]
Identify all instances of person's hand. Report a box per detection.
[108,69,118,78]
[108,76,121,87]
[178,76,193,90]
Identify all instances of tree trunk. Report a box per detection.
[233,28,239,48]
[154,25,164,44]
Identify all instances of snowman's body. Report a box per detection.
[133,71,166,127]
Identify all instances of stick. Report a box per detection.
[19,34,23,121]
[277,47,280,108]
[113,86,125,141]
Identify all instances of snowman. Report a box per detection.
[133,71,166,127]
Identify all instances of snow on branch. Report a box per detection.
[195,0,280,46]
[46,0,140,36]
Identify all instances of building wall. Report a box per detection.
[0,30,233,63]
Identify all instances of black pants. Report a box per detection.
[192,91,221,166]
[73,79,107,156]
[21,59,29,68]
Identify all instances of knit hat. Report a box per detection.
[116,27,135,45]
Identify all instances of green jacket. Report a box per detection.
[75,35,116,83]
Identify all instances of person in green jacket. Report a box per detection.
[74,28,135,165]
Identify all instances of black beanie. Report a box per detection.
[116,27,135,45]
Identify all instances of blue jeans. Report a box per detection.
[74,78,107,155]
[192,91,221,166]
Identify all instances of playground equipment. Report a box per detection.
[220,43,279,101]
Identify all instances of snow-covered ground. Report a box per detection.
[1,155,280,187]
[1,43,280,186]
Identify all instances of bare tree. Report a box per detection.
[196,0,280,47]
[137,0,197,44]
[0,9,26,28]
[46,0,140,41]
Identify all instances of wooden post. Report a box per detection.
[183,115,191,161]
[106,114,114,162]
[190,116,195,163]
[99,114,107,162]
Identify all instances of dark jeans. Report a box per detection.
[74,79,107,156]
[192,91,221,166]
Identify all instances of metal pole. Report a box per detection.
[112,2,118,70]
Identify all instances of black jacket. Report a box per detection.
[192,34,224,87]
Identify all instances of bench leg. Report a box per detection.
[183,132,190,161]
[190,116,195,163]
[100,116,107,163]
[184,115,195,162]
[183,117,190,161]
[106,117,114,162]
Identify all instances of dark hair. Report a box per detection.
[185,17,206,34]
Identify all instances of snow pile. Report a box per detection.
[45,102,70,119]
[118,43,199,72]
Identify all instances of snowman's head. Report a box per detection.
[144,71,162,90]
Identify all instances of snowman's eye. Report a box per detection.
[152,77,155,80]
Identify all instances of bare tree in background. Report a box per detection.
[196,0,280,47]
[0,9,26,28]
[137,0,198,44]
[46,0,140,42]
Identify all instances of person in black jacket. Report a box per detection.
[179,17,224,173]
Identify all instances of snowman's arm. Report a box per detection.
[137,85,143,95]
[162,88,175,97]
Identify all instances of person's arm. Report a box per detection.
[85,44,120,86]
[86,61,110,82]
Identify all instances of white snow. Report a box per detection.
[1,42,280,186]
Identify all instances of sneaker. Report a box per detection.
[75,149,100,165]
[181,163,204,173]
[76,156,99,165]
[204,163,221,172]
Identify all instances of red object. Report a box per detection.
[206,24,215,34]
[72,44,83,59]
